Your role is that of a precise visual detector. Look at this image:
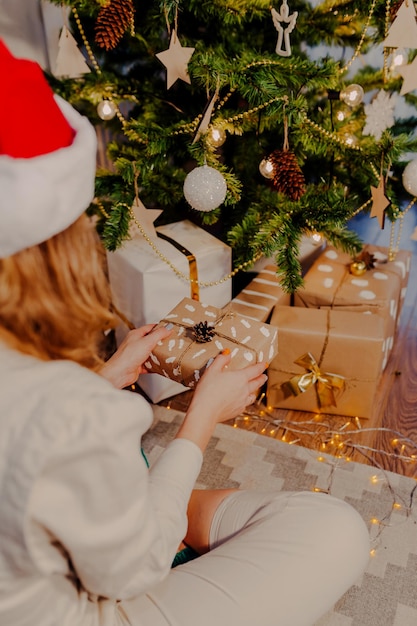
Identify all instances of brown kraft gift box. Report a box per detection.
[144,297,278,388]
[266,306,386,418]
[293,244,410,369]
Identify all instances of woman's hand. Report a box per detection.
[176,350,268,452]
[98,324,172,389]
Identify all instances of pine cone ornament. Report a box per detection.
[356,250,377,270]
[192,321,215,343]
[95,0,134,51]
[390,0,403,21]
[268,149,306,201]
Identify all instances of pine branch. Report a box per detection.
[98,202,131,251]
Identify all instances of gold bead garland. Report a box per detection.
[338,0,379,76]
[301,113,364,152]
[388,197,416,260]
[383,0,392,82]
[128,206,263,287]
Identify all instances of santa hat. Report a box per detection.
[0,39,97,258]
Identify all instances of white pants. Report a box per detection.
[121,490,369,626]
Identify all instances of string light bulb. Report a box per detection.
[342,132,358,147]
[259,157,275,179]
[311,232,323,244]
[97,99,117,120]
[335,105,350,122]
[390,48,407,76]
[340,84,364,107]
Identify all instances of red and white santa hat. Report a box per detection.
[0,39,97,258]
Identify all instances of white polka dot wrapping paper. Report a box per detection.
[293,245,411,370]
[144,297,278,388]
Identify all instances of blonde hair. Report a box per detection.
[0,214,117,370]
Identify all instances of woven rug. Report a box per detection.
[143,406,417,626]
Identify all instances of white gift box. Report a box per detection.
[107,220,232,402]
[249,235,326,274]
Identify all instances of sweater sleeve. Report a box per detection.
[25,384,203,600]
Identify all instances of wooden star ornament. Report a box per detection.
[370,176,390,229]
[192,91,219,144]
[130,198,162,240]
[156,29,195,89]
[398,55,417,96]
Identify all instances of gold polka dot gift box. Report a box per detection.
[144,297,278,388]
[293,244,411,370]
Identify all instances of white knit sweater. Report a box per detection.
[0,343,202,625]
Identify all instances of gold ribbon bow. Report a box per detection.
[281,352,345,408]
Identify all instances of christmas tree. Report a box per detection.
[48,0,417,292]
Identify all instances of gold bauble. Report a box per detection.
[208,127,227,148]
[349,260,367,276]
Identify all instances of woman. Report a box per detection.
[0,40,370,626]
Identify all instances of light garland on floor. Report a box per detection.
[231,396,417,554]
[233,397,417,466]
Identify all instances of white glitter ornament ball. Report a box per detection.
[183,165,227,212]
[402,158,417,196]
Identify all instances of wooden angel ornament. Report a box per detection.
[271,0,298,58]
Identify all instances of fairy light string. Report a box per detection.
[234,404,417,466]
[229,399,417,553]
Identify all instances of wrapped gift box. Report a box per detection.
[144,297,278,388]
[293,245,410,368]
[107,220,232,402]
[266,306,386,418]
[250,235,326,275]
[230,265,291,322]
[379,247,412,319]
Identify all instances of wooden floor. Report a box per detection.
[159,208,417,479]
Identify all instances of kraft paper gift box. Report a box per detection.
[106,220,232,402]
[230,265,291,322]
[144,297,278,388]
[266,306,386,419]
[293,245,410,368]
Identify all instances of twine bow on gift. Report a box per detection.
[158,304,259,384]
[281,352,345,408]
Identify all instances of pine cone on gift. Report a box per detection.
[356,250,377,270]
[192,321,215,343]
[269,149,306,201]
[95,0,134,51]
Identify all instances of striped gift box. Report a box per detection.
[231,265,290,322]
